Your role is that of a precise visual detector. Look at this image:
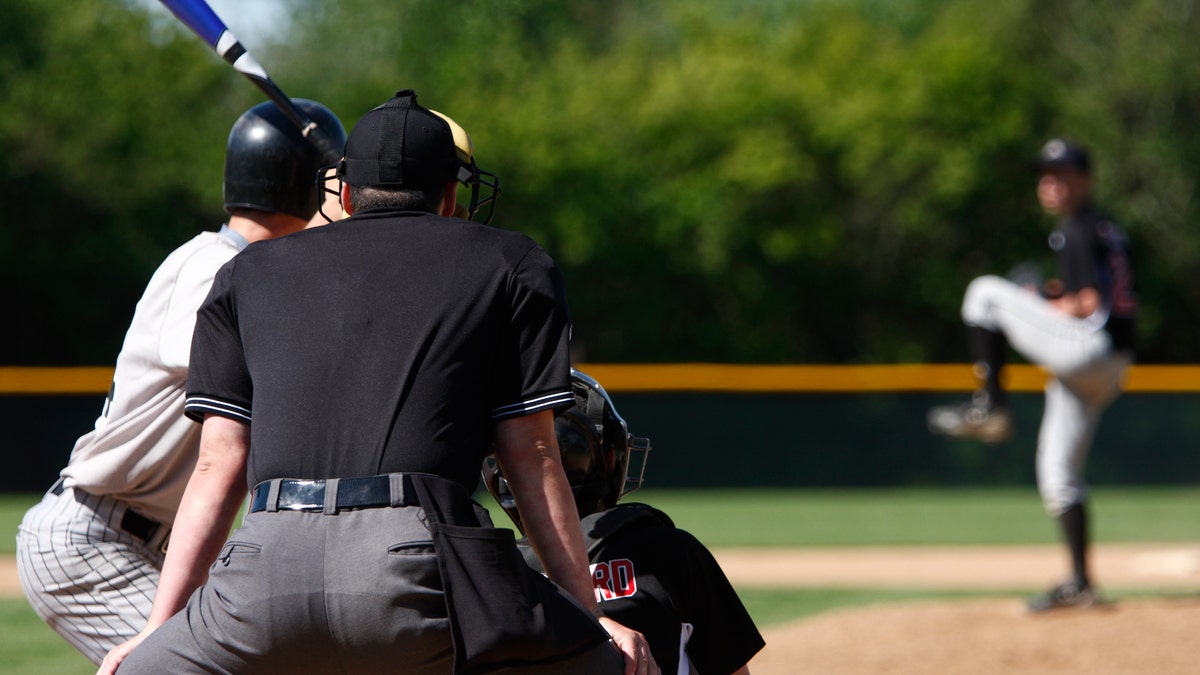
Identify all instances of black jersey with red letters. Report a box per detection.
[521,503,764,674]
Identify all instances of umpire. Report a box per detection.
[100,89,654,674]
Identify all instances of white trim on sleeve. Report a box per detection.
[491,390,574,420]
[184,396,252,423]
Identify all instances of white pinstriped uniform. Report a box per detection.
[16,226,247,665]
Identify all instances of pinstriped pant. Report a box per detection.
[16,485,169,665]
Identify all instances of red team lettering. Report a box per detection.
[591,559,637,602]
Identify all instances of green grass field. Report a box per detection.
[3,486,1196,674]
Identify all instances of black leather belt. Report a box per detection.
[50,478,166,545]
[249,474,421,513]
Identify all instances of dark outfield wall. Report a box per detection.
[4,392,1199,492]
[4,395,104,492]
[612,392,1200,488]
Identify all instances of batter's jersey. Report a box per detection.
[523,504,765,674]
[184,209,573,492]
[60,226,248,525]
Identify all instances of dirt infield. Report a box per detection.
[747,597,1200,674]
[714,543,1200,590]
[5,544,1198,673]
[719,543,1200,675]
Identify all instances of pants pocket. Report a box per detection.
[430,523,609,672]
[215,541,262,567]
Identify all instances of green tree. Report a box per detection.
[4,0,1198,365]
[283,0,1059,361]
[0,0,260,363]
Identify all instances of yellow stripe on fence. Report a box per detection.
[1,364,1197,394]
[0,367,114,394]
[575,363,1200,393]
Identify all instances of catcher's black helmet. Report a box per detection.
[483,369,651,534]
[224,99,346,220]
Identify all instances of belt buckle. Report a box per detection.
[281,479,325,511]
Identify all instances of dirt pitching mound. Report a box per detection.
[718,545,1200,675]
[748,596,1200,674]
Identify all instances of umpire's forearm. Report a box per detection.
[146,416,249,629]
[493,412,601,615]
[518,463,600,613]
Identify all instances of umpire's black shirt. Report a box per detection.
[184,208,573,491]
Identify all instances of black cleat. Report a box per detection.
[1026,580,1097,613]
[927,393,1014,445]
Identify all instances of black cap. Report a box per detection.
[339,90,460,188]
[1038,138,1091,173]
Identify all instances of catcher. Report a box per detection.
[484,369,765,674]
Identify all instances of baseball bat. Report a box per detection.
[157,0,342,164]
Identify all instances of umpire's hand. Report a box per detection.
[96,629,150,675]
[599,616,661,675]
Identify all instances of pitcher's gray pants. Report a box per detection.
[961,275,1131,515]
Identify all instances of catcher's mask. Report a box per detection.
[322,90,499,224]
[225,99,346,221]
[482,369,651,534]
[431,109,501,225]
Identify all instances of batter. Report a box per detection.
[16,100,346,663]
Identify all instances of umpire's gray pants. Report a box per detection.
[961,275,1132,515]
[117,503,622,674]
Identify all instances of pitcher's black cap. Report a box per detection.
[1038,138,1091,173]
[339,89,459,188]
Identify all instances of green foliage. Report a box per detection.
[0,0,260,363]
[3,0,1199,364]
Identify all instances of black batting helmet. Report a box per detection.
[224,99,346,220]
[483,369,651,534]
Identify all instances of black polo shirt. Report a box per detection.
[184,209,573,491]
